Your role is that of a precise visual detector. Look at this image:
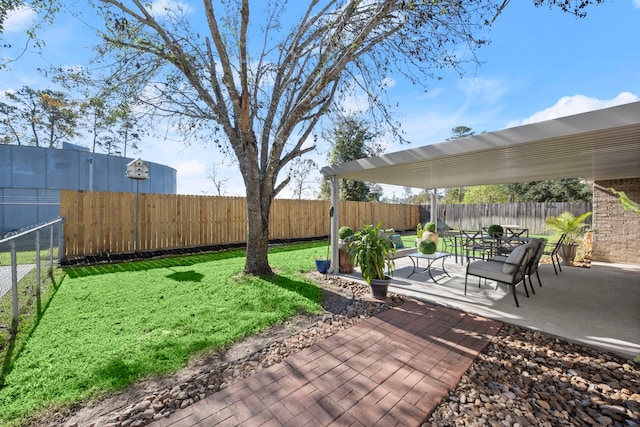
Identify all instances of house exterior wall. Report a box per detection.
[592,177,640,265]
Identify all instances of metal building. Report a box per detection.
[0,144,177,234]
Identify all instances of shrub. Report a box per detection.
[487,224,504,237]
[338,226,354,240]
[348,223,395,283]
[545,211,592,245]
[419,239,437,254]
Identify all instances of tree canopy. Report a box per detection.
[320,114,381,201]
[0,86,78,147]
[505,179,592,203]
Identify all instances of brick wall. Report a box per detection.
[592,178,640,265]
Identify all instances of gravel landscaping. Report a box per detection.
[426,325,639,426]
[32,273,639,427]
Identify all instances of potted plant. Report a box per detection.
[338,226,355,273]
[421,221,439,247]
[348,222,396,298]
[418,239,437,255]
[487,224,504,239]
[415,222,424,247]
[314,254,330,274]
[545,211,592,266]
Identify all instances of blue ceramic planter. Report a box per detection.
[315,259,330,274]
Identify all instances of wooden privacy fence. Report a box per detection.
[436,202,593,235]
[60,191,420,257]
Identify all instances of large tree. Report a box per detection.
[505,179,592,202]
[444,125,477,203]
[78,0,601,276]
[52,67,145,155]
[288,157,318,200]
[319,114,381,201]
[0,86,78,147]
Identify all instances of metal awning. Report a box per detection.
[320,101,640,188]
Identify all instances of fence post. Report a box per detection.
[50,223,54,267]
[58,220,64,263]
[10,239,18,332]
[36,229,41,310]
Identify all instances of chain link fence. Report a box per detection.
[0,218,63,348]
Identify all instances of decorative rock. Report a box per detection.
[141,409,155,420]
[425,323,640,427]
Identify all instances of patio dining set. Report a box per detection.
[440,226,531,264]
[405,226,566,308]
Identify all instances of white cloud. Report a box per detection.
[341,92,369,115]
[146,0,194,17]
[172,159,207,178]
[458,77,508,106]
[509,92,639,127]
[169,158,246,196]
[3,6,36,32]
[380,77,396,90]
[634,0,640,10]
[0,88,16,99]
[416,87,444,100]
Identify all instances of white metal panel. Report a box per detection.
[320,102,640,189]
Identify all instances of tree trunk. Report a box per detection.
[244,182,273,276]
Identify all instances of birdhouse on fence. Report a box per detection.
[126,158,149,180]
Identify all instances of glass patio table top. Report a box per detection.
[405,251,451,284]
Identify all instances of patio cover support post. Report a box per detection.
[329,175,339,274]
[430,189,437,225]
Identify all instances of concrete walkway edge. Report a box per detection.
[151,300,501,427]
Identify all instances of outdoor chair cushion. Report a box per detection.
[466,241,534,308]
[501,243,530,275]
[467,259,518,284]
[389,234,404,249]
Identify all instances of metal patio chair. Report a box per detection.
[465,241,536,307]
[543,233,566,275]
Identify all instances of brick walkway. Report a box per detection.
[151,300,501,427]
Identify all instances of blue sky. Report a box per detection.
[2,1,639,199]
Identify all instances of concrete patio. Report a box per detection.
[341,256,640,360]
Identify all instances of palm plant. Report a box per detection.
[545,211,592,245]
[348,222,395,283]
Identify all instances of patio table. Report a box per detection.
[449,230,532,262]
[406,251,451,284]
[450,232,492,264]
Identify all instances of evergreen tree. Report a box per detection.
[319,115,381,201]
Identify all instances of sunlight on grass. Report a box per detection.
[0,243,325,425]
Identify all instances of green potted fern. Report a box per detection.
[545,211,592,266]
[348,222,396,298]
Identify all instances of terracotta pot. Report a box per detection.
[338,246,354,273]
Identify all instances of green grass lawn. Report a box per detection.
[0,248,59,265]
[0,242,326,425]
